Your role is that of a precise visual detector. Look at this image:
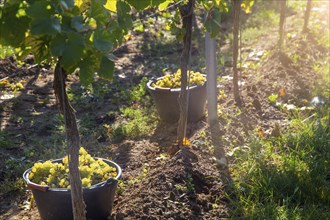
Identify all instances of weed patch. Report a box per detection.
[228,106,330,219]
[112,106,157,139]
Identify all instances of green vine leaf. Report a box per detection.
[71,15,85,32]
[151,0,167,7]
[25,1,53,18]
[204,8,221,38]
[30,17,61,35]
[59,0,75,10]
[117,1,133,29]
[126,0,151,10]
[97,0,108,4]
[125,0,169,10]
[50,34,66,56]
[93,30,113,51]
[98,54,115,80]
[91,0,109,27]
[0,4,30,47]
[78,57,96,86]
[158,0,173,11]
[25,35,52,63]
[60,33,85,69]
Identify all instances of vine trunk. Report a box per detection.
[279,0,287,50]
[232,0,242,106]
[54,61,86,220]
[303,0,312,33]
[177,0,195,145]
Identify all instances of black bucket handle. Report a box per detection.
[27,181,49,192]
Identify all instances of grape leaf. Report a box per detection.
[71,15,85,32]
[117,1,131,14]
[98,55,115,81]
[97,0,107,4]
[91,0,109,26]
[50,34,66,56]
[30,17,61,35]
[25,35,52,63]
[78,58,96,86]
[60,33,85,69]
[60,0,75,10]
[204,8,221,38]
[0,4,30,47]
[117,1,132,29]
[26,1,53,18]
[93,30,113,51]
[118,14,133,29]
[158,0,173,11]
[126,0,150,10]
[104,0,117,12]
[110,24,124,47]
[151,0,167,6]
[74,0,84,7]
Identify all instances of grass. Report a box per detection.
[112,77,158,139]
[0,146,31,194]
[227,105,330,219]
[112,105,157,139]
[241,4,279,46]
[0,130,14,149]
[0,179,25,195]
[268,93,279,105]
[313,61,330,99]
[0,45,14,59]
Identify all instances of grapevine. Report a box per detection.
[152,69,206,89]
[29,147,117,188]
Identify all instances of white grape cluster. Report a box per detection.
[152,69,206,89]
[29,147,117,188]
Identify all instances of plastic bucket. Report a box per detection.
[23,158,122,220]
[147,76,207,123]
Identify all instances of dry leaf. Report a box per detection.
[182,137,191,146]
[257,129,265,138]
[278,87,286,97]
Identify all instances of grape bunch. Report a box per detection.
[152,69,206,89]
[28,147,118,188]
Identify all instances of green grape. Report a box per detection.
[79,147,88,155]
[28,147,118,188]
[81,178,91,187]
[152,69,206,89]
[62,156,68,165]
[59,179,66,188]
[80,165,92,179]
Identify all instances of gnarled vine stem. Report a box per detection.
[54,60,86,220]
